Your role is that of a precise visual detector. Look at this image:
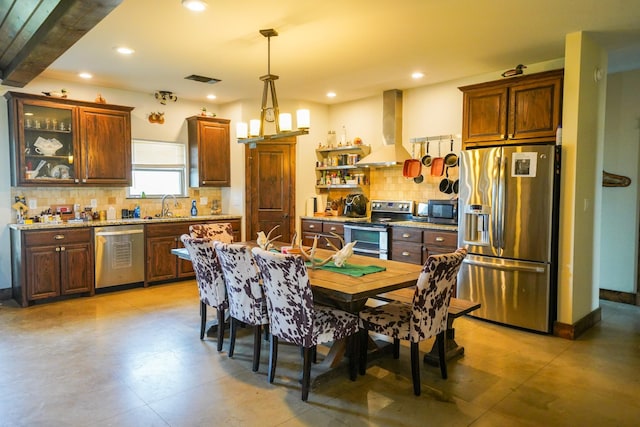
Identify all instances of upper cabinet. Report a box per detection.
[459,69,563,148]
[5,91,133,186]
[187,116,231,187]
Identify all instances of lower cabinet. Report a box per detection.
[301,219,344,249]
[145,219,241,284]
[391,226,458,265]
[12,228,94,307]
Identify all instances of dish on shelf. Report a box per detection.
[50,164,70,179]
[34,137,63,156]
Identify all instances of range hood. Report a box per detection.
[356,89,412,167]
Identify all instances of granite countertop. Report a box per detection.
[8,214,242,231]
[299,215,457,232]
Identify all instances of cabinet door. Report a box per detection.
[188,117,231,187]
[146,236,179,282]
[8,97,77,186]
[60,242,95,295]
[461,86,508,145]
[78,107,132,185]
[25,246,60,300]
[508,77,562,142]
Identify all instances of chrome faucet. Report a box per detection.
[161,194,178,217]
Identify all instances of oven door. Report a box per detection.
[344,224,388,259]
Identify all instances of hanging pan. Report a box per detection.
[430,139,444,176]
[421,141,432,166]
[402,144,422,178]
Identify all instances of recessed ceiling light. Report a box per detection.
[115,46,135,55]
[78,72,93,79]
[327,92,336,98]
[182,0,207,12]
[412,72,424,79]
[206,94,216,100]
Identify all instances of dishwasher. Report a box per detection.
[94,225,145,288]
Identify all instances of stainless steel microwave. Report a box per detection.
[425,199,458,225]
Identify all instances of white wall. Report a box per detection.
[599,69,640,293]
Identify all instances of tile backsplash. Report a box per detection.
[10,186,222,220]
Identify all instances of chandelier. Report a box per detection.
[237,29,310,147]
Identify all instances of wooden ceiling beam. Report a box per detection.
[1,0,122,87]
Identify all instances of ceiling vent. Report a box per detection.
[184,74,221,84]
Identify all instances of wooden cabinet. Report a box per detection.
[391,226,424,265]
[187,116,231,187]
[145,219,241,284]
[460,69,563,148]
[301,219,344,249]
[5,91,133,186]
[423,229,457,256]
[391,226,458,265]
[11,228,94,307]
[315,145,370,190]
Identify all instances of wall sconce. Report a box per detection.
[155,90,177,105]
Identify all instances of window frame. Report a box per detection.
[127,139,188,198]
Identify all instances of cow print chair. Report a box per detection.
[358,248,467,396]
[214,242,269,372]
[180,235,228,350]
[189,223,234,242]
[251,247,361,401]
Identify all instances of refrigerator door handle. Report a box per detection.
[497,154,507,250]
[463,258,546,273]
[491,156,501,250]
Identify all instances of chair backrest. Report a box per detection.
[410,248,467,342]
[189,223,234,242]
[180,234,227,308]
[214,242,268,325]
[251,247,314,347]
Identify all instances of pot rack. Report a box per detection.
[409,134,456,144]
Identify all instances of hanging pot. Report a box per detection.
[452,179,459,194]
[421,141,432,166]
[444,139,458,167]
[403,144,422,178]
[439,166,453,194]
[414,174,424,184]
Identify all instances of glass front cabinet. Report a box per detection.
[5,91,134,186]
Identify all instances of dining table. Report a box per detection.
[172,241,424,367]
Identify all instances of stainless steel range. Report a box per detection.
[344,200,414,259]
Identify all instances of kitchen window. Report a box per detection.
[128,139,187,197]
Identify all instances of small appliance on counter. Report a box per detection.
[413,199,458,225]
[343,193,368,218]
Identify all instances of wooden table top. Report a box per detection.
[172,243,423,311]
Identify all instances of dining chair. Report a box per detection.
[214,242,269,372]
[180,235,228,350]
[251,247,361,401]
[358,248,467,396]
[189,223,234,242]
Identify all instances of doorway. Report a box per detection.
[244,139,296,244]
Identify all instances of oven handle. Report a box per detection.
[353,247,382,255]
[344,225,387,232]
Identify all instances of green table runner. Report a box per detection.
[305,260,386,277]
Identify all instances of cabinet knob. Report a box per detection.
[508,134,513,139]
[54,234,65,240]
[501,134,505,139]
[402,233,410,238]
[74,179,80,183]
[402,251,410,257]
[82,179,87,183]
[435,237,444,242]
[309,224,315,229]
[56,247,61,252]
[60,246,65,252]
[330,226,336,231]
[202,181,206,185]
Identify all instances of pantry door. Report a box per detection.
[245,139,296,243]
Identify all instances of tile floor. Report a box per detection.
[0,281,639,426]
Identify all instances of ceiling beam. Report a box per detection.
[1,0,122,87]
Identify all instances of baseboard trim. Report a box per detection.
[599,288,637,306]
[553,306,602,340]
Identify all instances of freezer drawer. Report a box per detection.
[457,254,552,332]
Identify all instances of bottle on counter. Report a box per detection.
[133,205,140,219]
[191,200,198,217]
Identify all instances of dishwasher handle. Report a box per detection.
[95,229,144,237]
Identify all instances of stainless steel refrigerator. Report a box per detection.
[457,144,560,333]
